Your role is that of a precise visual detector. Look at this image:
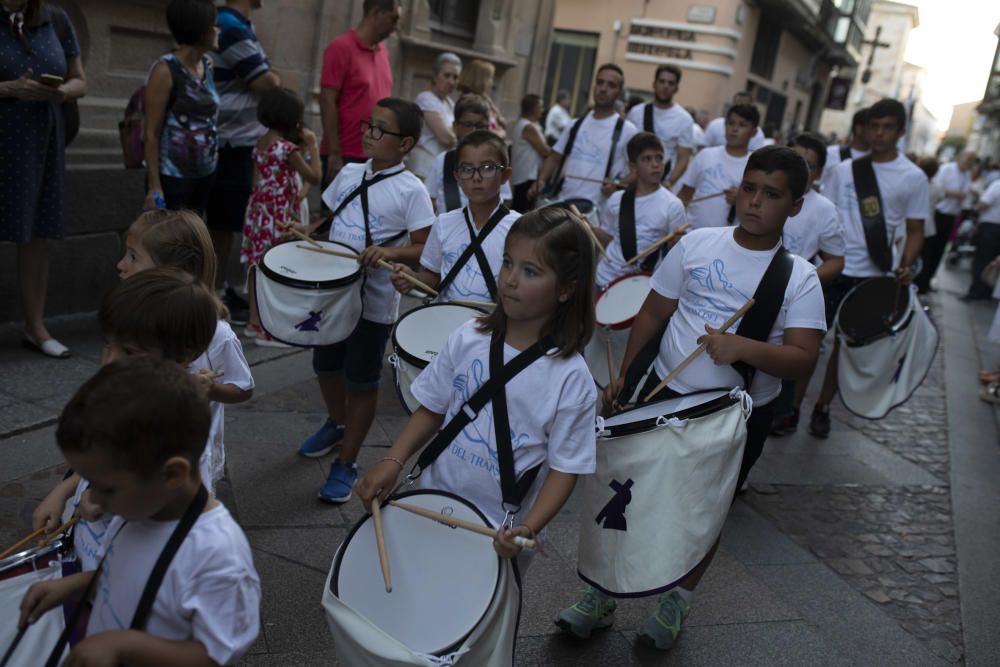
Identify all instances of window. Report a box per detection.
[544,31,600,117]
[750,18,782,80]
[428,0,480,40]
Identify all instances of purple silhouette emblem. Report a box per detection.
[295,311,322,332]
[595,478,634,531]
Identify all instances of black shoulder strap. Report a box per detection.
[644,103,654,133]
[618,189,638,262]
[731,248,795,388]
[435,206,508,300]
[547,114,587,198]
[130,485,210,630]
[851,156,893,272]
[618,321,668,405]
[322,169,405,247]
[415,333,554,509]
[604,116,626,180]
[442,150,463,212]
[840,145,851,162]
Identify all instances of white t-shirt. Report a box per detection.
[691,124,706,148]
[88,504,261,666]
[410,321,597,529]
[703,116,765,150]
[820,145,866,197]
[595,187,687,286]
[553,111,639,204]
[650,227,827,406]
[188,320,254,490]
[69,480,111,573]
[510,118,544,185]
[932,161,970,216]
[826,154,929,278]
[678,145,750,229]
[322,161,435,324]
[408,90,456,181]
[544,103,571,143]
[420,205,519,302]
[979,179,1000,224]
[425,150,513,214]
[782,190,845,261]
[625,103,695,168]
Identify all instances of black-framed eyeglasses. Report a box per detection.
[360,119,405,141]
[455,163,505,180]
[456,120,490,131]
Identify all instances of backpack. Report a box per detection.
[119,85,146,169]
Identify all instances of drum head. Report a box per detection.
[332,490,501,656]
[596,273,651,329]
[392,303,483,368]
[259,240,362,289]
[601,389,735,436]
[0,541,63,580]
[836,277,912,344]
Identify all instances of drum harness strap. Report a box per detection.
[851,156,894,273]
[317,169,408,250]
[840,144,852,162]
[442,149,463,212]
[431,205,509,303]
[617,189,658,272]
[642,104,672,178]
[544,112,624,199]
[42,485,209,667]
[397,333,556,526]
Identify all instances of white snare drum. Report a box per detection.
[0,541,67,667]
[584,273,651,388]
[323,490,520,665]
[578,389,749,597]
[254,240,363,347]
[390,303,483,414]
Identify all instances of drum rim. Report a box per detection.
[835,277,914,345]
[595,271,652,330]
[0,539,64,577]
[259,240,363,290]
[329,488,502,656]
[390,302,485,368]
[600,389,737,437]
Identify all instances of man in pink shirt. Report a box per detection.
[319,0,400,185]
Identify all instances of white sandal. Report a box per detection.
[22,332,71,359]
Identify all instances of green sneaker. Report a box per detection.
[636,590,690,650]
[554,587,617,638]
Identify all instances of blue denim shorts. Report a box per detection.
[312,318,392,392]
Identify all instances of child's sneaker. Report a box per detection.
[318,460,357,504]
[298,420,344,458]
[636,590,690,650]
[255,331,290,348]
[554,587,617,638]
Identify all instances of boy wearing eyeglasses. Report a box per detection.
[303,97,435,503]
[425,94,513,213]
[392,130,519,304]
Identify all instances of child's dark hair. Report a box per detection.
[99,268,218,363]
[57,356,210,479]
[868,98,907,131]
[258,87,305,143]
[627,132,664,163]
[850,107,870,132]
[479,208,595,358]
[727,103,760,128]
[166,0,216,46]
[375,97,423,147]
[788,132,828,171]
[745,145,810,199]
[454,93,490,121]
[520,93,542,117]
[456,130,508,166]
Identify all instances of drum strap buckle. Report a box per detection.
[461,402,478,420]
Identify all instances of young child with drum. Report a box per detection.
[592,132,687,286]
[390,129,519,304]
[557,146,827,650]
[302,98,436,503]
[424,93,513,213]
[18,353,260,666]
[241,86,323,346]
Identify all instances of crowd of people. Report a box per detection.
[3,0,1000,664]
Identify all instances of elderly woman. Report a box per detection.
[408,51,461,180]
[457,59,506,141]
[0,0,86,358]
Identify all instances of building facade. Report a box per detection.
[968,22,1000,163]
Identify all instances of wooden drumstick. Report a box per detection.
[36,517,78,548]
[370,497,392,593]
[0,526,47,560]
[605,334,616,385]
[566,174,625,188]
[281,222,323,248]
[624,224,690,267]
[686,191,727,206]
[389,500,536,549]
[642,298,755,402]
[450,299,497,309]
[295,244,442,297]
[567,205,610,260]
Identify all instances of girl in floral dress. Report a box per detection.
[242,87,321,346]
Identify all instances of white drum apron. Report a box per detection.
[578,389,750,597]
[584,273,651,388]
[390,303,483,414]
[255,240,363,347]
[0,542,68,667]
[323,490,520,666]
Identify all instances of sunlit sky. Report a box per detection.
[904,0,999,130]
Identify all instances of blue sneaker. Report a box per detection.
[318,460,357,503]
[298,420,344,458]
